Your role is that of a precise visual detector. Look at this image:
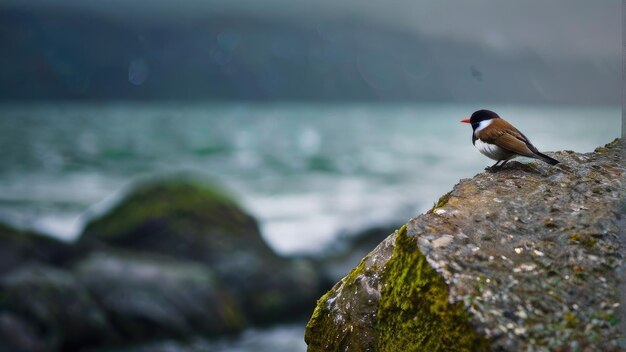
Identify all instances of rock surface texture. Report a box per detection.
[306,139,625,351]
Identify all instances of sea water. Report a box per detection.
[0,102,620,254]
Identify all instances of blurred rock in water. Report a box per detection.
[0,224,71,274]
[74,250,245,340]
[0,177,330,351]
[79,178,326,324]
[0,264,113,351]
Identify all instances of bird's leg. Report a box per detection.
[499,160,509,168]
[486,160,502,171]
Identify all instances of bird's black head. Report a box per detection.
[470,109,500,124]
[461,109,500,129]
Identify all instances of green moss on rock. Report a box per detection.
[376,226,488,352]
[305,226,488,352]
[305,231,400,352]
[82,179,249,243]
[569,233,597,248]
[80,178,272,263]
[595,138,621,155]
[305,260,369,351]
[430,192,452,213]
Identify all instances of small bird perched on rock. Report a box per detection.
[461,109,559,169]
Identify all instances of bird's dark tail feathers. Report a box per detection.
[535,152,559,166]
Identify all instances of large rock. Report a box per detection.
[306,139,625,351]
[80,179,324,323]
[0,264,112,352]
[0,224,71,274]
[73,250,245,341]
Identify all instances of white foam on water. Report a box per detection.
[241,176,449,255]
[32,215,83,242]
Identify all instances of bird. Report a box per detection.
[461,109,559,169]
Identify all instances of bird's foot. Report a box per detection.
[486,161,502,172]
[485,160,509,172]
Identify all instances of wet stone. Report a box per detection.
[305,139,625,351]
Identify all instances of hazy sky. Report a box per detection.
[3,0,620,62]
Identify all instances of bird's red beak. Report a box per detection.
[460,118,471,124]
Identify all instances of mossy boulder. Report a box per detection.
[80,179,325,324]
[0,224,71,274]
[73,250,245,341]
[306,139,625,351]
[306,227,488,352]
[0,264,112,352]
[80,179,269,261]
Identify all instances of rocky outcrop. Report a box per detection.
[306,139,625,351]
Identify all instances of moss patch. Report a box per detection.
[430,192,452,213]
[304,288,338,346]
[375,226,488,352]
[593,138,621,155]
[603,138,621,149]
[569,233,597,248]
[305,258,370,351]
[82,179,245,242]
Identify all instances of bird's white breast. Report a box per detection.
[474,139,514,161]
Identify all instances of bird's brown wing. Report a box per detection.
[477,118,538,157]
